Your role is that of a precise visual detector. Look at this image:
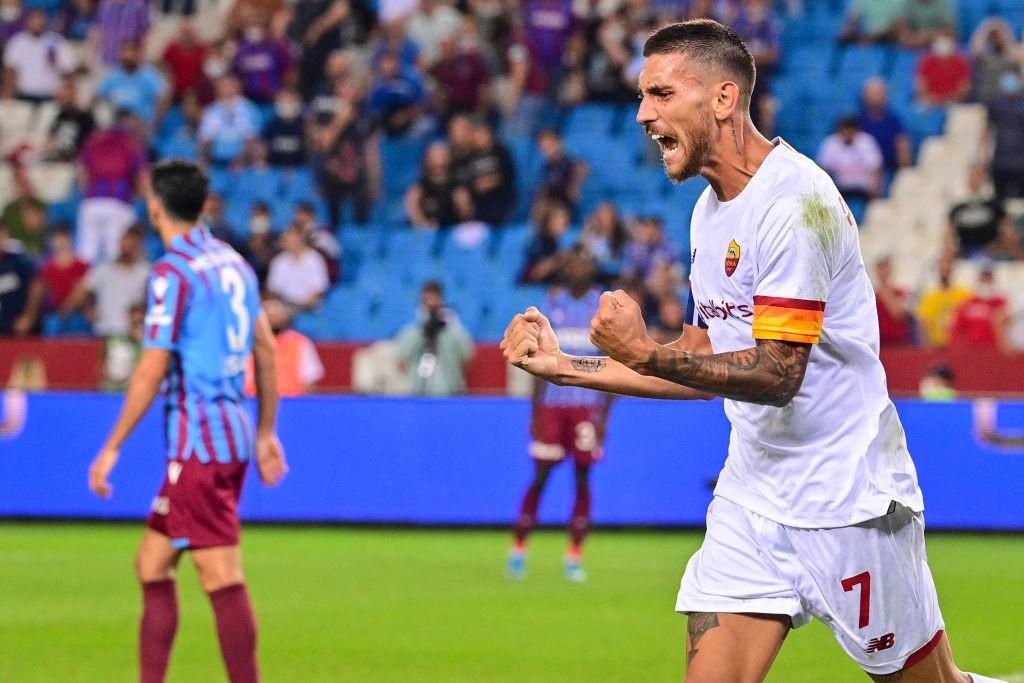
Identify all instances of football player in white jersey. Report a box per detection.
[501,19,1004,683]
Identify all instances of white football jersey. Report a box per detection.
[687,140,924,528]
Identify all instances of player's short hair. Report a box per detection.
[150,159,209,223]
[643,19,756,109]
[422,280,443,296]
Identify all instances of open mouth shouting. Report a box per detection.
[649,130,681,163]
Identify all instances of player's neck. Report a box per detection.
[160,221,197,248]
[702,118,774,203]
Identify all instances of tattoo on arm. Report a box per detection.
[571,356,607,374]
[642,339,811,407]
[872,672,903,682]
[686,612,720,665]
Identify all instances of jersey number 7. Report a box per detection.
[840,571,871,629]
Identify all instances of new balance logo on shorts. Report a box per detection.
[865,633,896,653]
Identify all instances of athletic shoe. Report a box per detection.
[563,554,587,583]
[507,549,526,580]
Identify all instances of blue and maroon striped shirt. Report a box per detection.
[541,288,608,407]
[144,226,261,464]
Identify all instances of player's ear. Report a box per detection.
[713,81,740,121]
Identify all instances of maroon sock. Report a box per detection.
[569,485,591,550]
[513,482,543,545]
[208,583,259,683]
[140,579,178,683]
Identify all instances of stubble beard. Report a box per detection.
[664,110,715,184]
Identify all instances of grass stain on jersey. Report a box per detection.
[799,193,841,253]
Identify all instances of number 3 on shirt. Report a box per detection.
[220,267,249,352]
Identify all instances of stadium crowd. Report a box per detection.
[1,0,1024,393]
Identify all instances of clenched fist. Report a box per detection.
[589,290,656,371]
[500,307,561,381]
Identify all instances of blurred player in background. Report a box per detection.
[87,160,288,683]
[503,20,1004,683]
[509,246,611,583]
[973,398,1024,449]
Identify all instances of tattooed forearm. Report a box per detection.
[872,671,903,682]
[570,356,608,373]
[686,612,720,665]
[640,339,810,407]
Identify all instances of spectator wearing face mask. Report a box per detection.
[244,295,324,397]
[915,31,972,106]
[2,8,77,104]
[263,87,307,168]
[969,18,1021,104]
[96,41,169,127]
[987,67,1024,200]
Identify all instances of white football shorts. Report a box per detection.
[676,496,945,675]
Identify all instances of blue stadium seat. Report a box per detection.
[380,137,428,196]
[563,103,618,138]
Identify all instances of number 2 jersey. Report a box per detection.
[144,225,261,464]
[686,140,924,529]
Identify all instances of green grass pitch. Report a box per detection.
[1,523,1022,682]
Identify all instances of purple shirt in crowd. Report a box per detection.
[232,39,293,103]
[733,7,782,63]
[96,0,150,65]
[80,127,146,201]
[523,0,575,71]
[0,13,26,42]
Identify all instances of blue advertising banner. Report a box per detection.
[1,393,1022,529]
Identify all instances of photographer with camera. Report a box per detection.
[394,280,474,396]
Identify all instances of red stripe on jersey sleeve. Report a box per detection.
[752,295,826,311]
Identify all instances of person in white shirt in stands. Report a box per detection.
[266,226,329,311]
[816,115,884,204]
[2,9,76,104]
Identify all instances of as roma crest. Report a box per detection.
[724,239,741,277]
